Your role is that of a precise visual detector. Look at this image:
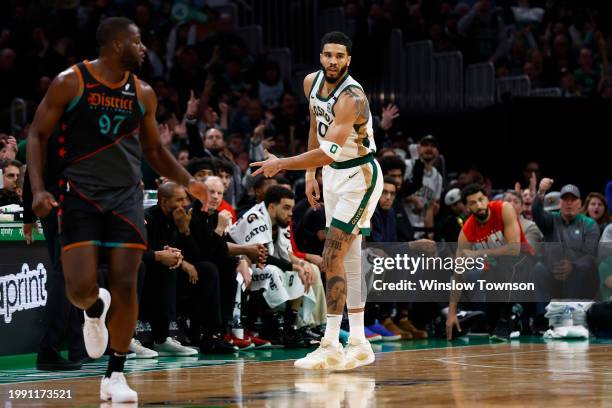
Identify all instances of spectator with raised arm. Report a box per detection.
[533,178,600,299]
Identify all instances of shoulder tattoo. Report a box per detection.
[341,87,370,121]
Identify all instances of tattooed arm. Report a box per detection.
[322,226,357,314]
[250,87,369,176]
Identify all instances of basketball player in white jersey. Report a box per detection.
[252,31,383,370]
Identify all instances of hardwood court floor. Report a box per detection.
[0,337,610,407]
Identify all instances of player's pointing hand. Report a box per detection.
[250,150,283,178]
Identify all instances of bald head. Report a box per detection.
[157,181,189,216]
[158,181,180,199]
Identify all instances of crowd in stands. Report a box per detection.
[339,0,612,97]
[0,1,611,361]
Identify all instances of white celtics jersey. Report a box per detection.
[308,71,376,161]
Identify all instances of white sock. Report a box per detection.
[323,314,342,343]
[349,311,366,341]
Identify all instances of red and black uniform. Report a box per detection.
[57,61,147,251]
[462,200,533,255]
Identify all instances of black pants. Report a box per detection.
[38,211,85,360]
[141,260,176,344]
[177,261,237,341]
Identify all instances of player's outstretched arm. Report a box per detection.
[304,72,321,207]
[251,89,362,177]
[446,230,470,339]
[138,80,209,209]
[27,68,79,218]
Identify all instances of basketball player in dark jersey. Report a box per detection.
[27,18,208,403]
[446,184,533,341]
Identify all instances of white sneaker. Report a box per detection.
[128,339,158,359]
[294,338,344,370]
[342,337,375,370]
[100,372,138,403]
[83,288,111,359]
[153,337,198,356]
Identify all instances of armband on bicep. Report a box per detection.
[319,140,342,161]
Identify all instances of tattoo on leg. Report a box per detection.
[326,275,347,314]
[322,227,355,314]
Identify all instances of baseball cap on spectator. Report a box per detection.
[560,184,580,199]
[444,188,462,206]
[492,192,504,201]
[544,191,560,211]
[419,134,438,147]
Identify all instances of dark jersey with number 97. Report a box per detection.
[58,60,144,188]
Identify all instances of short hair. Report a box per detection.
[504,190,523,204]
[187,157,217,176]
[96,17,136,47]
[274,176,292,188]
[1,159,22,170]
[320,31,352,55]
[383,176,398,187]
[215,158,234,175]
[253,174,274,190]
[264,185,295,207]
[379,156,406,176]
[157,181,181,200]
[461,184,487,204]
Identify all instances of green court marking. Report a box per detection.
[0,336,610,385]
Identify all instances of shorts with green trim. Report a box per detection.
[322,154,383,236]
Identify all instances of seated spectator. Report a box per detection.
[230,186,322,346]
[404,135,443,240]
[0,159,22,206]
[187,157,216,181]
[215,158,240,214]
[274,177,324,270]
[369,176,398,243]
[182,176,257,350]
[141,182,200,357]
[436,188,468,243]
[379,155,414,242]
[582,192,610,237]
[503,190,543,248]
[533,179,600,299]
[236,174,277,217]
